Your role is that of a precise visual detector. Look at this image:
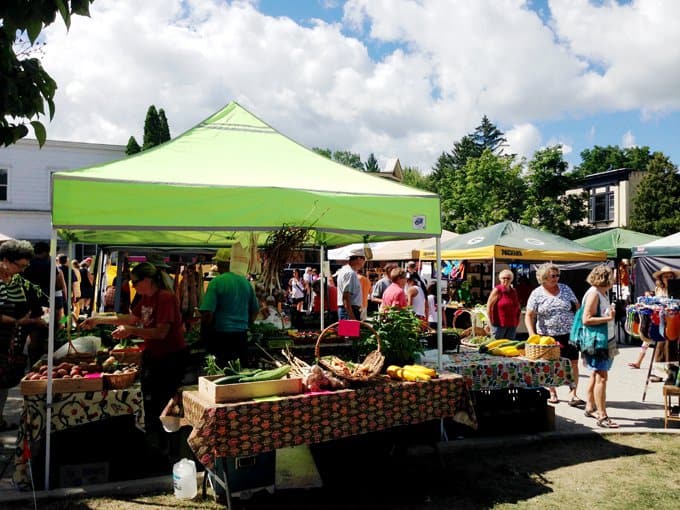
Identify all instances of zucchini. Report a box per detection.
[238,364,291,383]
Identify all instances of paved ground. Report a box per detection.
[0,344,677,503]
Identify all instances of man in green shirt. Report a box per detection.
[199,249,259,367]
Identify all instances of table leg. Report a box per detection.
[642,342,658,401]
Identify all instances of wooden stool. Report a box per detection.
[663,385,680,429]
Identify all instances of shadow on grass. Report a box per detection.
[228,425,656,510]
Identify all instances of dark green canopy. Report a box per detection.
[575,228,660,259]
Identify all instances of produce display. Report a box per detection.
[202,356,292,385]
[101,355,139,376]
[387,364,438,382]
[478,338,525,357]
[302,365,346,391]
[23,360,96,381]
[525,334,557,345]
[460,335,490,348]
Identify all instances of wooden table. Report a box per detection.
[663,385,680,428]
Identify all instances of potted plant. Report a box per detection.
[362,307,425,368]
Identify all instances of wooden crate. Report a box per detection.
[20,375,104,396]
[198,375,303,404]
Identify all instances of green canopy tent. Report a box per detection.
[420,221,607,262]
[52,102,441,246]
[45,102,445,490]
[575,228,660,260]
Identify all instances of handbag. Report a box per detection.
[569,291,609,357]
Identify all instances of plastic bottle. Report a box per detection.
[173,458,197,500]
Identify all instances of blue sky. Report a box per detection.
[36,0,680,172]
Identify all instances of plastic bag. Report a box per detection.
[53,335,102,359]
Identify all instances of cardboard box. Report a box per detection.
[20,374,103,396]
[198,375,303,404]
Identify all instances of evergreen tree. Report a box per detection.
[125,136,141,155]
[142,105,163,150]
[473,115,507,156]
[630,154,680,236]
[364,153,380,173]
[158,108,171,142]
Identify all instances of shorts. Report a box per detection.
[584,354,613,371]
[554,333,579,361]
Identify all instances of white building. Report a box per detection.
[0,138,125,241]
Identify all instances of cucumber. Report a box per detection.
[238,364,291,383]
[212,374,243,385]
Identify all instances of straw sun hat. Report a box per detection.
[652,266,680,279]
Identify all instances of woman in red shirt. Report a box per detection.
[80,262,187,447]
[486,269,521,340]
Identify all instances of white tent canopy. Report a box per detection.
[328,230,457,261]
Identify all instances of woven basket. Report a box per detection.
[524,343,561,361]
[57,340,96,363]
[315,321,384,383]
[103,370,138,390]
[453,309,488,338]
[110,348,143,366]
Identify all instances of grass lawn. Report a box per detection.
[5,433,679,509]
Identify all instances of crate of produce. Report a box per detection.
[198,375,303,404]
[20,373,103,396]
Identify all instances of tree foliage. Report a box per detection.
[125,136,141,156]
[439,150,526,233]
[401,166,430,191]
[574,145,653,178]
[629,153,680,236]
[0,0,94,147]
[142,105,163,150]
[364,153,380,173]
[312,147,364,170]
[521,146,588,239]
[430,116,508,194]
[158,108,171,142]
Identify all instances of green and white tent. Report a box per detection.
[420,221,606,262]
[575,228,660,259]
[52,102,441,247]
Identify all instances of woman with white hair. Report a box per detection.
[486,269,521,340]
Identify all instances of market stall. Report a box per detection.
[631,231,680,298]
[44,101,446,491]
[13,388,144,488]
[181,372,475,503]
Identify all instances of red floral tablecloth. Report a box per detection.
[13,388,144,489]
[439,351,574,391]
[183,374,476,470]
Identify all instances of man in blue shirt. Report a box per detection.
[199,249,260,367]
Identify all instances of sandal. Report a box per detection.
[649,375,664,383]
[627,362,640,369]
[548,397,559,404]
[584,408,597,419]
[568,398,586,408]
[597,416,619,429]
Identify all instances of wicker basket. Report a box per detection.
[524,343,561,361]
[56,340,96,364]
[110,348,143,366]
[315,321,384,383]
[453,309,488,338]
[103,370,138,390]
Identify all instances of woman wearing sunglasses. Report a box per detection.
[525,263,582,406]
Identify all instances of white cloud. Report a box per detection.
[622,130,636,148]
[506,123,542,161]
[32,0,680,174]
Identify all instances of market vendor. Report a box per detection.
[79,262,187,453]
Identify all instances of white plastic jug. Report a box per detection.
[173,458,197,500]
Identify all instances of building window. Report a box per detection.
[0,169,7,201]
[589,189,615,223]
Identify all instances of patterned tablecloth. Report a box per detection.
[13,388,144,488]
[439,351,574,391]
[183,374,477,471]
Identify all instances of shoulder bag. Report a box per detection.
[569,290,609,356]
